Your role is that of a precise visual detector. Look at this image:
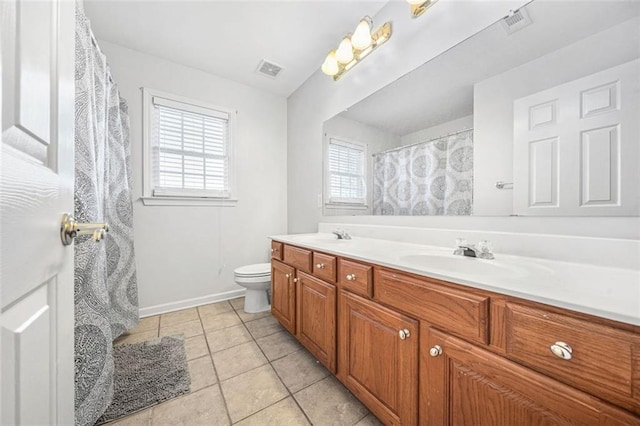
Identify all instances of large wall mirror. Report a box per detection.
[323,1,640,217]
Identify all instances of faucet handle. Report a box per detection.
[477,240,492,253]
[455,238,468,248]
[477,240,495,259]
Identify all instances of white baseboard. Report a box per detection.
[138,289,246,318]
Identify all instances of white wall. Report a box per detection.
[400,115,473,146]
[323,115,400,215]
[99,41,287,314]
[287,0,526,234]
[473,17,640,216]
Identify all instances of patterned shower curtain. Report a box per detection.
[74,5,139,426]
[372,129,473,215]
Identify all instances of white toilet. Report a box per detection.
[233,263,272,313]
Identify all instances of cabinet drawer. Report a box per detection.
[312,252,337,283]
[375,269,489,345]
[271,241,283,260]
[504,302,640,414]
[338,259,373,298]
[283,245,312,273]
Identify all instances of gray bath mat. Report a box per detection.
[96,334,191,424]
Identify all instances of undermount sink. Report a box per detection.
[399,253,519,277]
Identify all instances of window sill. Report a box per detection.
[141,196,238,207]
[324,203,368,211]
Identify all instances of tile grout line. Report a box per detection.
[237,318,315,426]
[199,301,235,426]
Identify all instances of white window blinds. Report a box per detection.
[328,138,366,204]
[151,96,231,198]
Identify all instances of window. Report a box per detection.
[326,137,367,206]
[142,88,236,206]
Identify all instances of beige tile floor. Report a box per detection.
[109,297,383,426]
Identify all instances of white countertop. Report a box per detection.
[271,233,640,326]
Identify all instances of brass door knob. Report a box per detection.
[60,213,109,246]
[429,345,442,357]
[549,342,572,360]
[398,329,411,340]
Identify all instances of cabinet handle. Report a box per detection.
[316,263,325,269]
[346,273,356,281]
[549,342,572,360]
[398,329,411,340]
[429,345,442,357]
[285,273,291,279]
[293,278,299,283]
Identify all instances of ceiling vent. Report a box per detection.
[256,59,283,79]
[501,8,532,34]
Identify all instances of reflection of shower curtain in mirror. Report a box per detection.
[373,130,473,215]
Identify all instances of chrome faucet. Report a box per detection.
[332,229,351,240]
[453,239,494,260]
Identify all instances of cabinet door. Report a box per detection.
[423,327,640,425]
[296,272,336,373]
[271,260,296,334]
[338,291,418,426]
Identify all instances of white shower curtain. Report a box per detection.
[372,129,473,215]
[74,5,139,425]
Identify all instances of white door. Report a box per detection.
[513,59,640,216]
[1,1,75,424]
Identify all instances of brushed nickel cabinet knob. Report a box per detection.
[346,274,356,281]
[429,345,442,357]
[549,342,572,360]
[398,329,411,340]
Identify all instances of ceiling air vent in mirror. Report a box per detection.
[256,59,283,79]
[501,8,532,34]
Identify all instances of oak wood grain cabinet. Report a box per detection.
[272,247,338,372]
[271,242,640,425]
[270,260,296,334]
[338,290,418,426]
[423,326,640,425]
[296,272,336,373]
[270,240,283,260]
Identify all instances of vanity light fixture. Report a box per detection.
[321,16,392,81]
[406,0,439,18]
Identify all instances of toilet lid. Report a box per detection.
[234,263,271,277]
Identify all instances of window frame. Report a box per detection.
[141,87,237,206]
[323,135,368,210]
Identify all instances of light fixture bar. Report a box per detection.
[321,20,392,81]
[409,0,438,18]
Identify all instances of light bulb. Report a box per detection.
[351,18,372,50]
[407,0,425,5]
[321,51,339,76]
[335,37,354,64]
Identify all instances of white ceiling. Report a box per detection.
[83,0,389,98]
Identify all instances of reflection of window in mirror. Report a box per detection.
[325,137,367,210]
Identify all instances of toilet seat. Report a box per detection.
[234,263,271,278]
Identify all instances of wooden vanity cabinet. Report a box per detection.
[493,300,640,415]
[272,245,338,372]
[296,271,336,373]
[423,326,640,425]
[270,260,296,334]
[271,241,640,424]
[338,290,419,426]
[270,240,283,260]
